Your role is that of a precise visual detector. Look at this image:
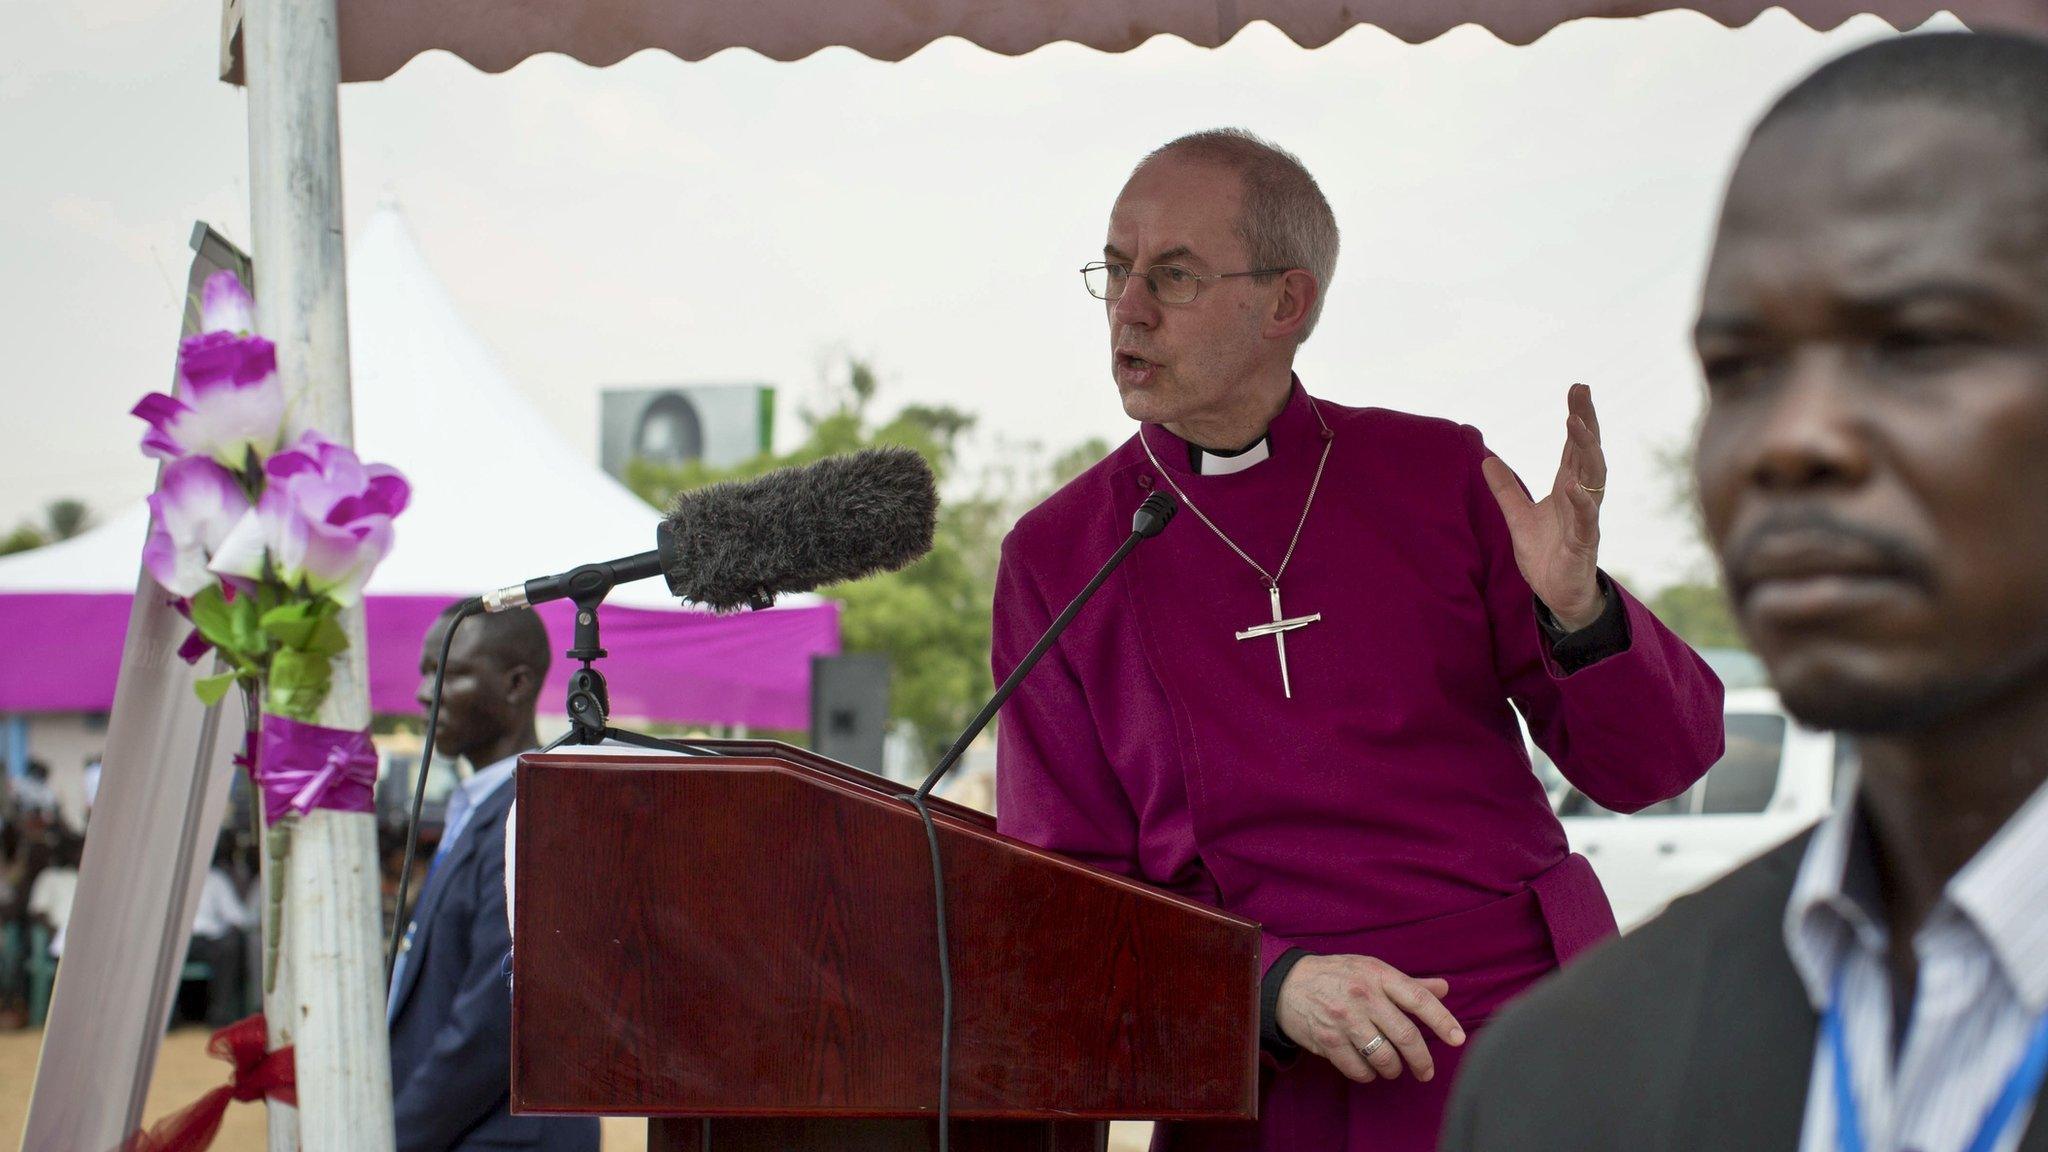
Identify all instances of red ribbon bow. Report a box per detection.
[120,1015,295,1152]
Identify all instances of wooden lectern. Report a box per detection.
[511,741,1261,1151]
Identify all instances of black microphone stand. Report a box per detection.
[390,559,711,982]
[538,580,717,756]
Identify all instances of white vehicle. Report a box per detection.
[1530,686,1852,930]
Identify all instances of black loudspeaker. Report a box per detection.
[809,653,891,775]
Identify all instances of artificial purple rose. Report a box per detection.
[132,273,284,471]
[207,431,410,606]
[141,456,254,598]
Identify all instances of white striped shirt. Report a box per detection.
[1785,776,2048,1152]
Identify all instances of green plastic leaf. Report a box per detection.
[265,648,334,722]
[260,601,319,649]
[193,672,238,707]
[216,591,265,660]
[188,585,237,650]
[261,599,350,658]
[307,614,350,658]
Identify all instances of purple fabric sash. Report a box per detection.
[251,714,377,823]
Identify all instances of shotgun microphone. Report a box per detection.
[479,447,939,612]
[403,448,938,984]
[905,490,1176,1152]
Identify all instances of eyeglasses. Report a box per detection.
[1081,261,1291,305]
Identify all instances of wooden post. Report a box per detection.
[243,0,397,1149]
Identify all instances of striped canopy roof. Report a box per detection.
[225,1,2048,84]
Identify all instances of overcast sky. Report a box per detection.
[1,2,1956,589]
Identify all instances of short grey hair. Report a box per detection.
[1137,128,1341,341]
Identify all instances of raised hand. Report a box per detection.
[1481,383,1607,631]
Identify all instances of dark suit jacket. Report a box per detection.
[388,779,599,1152]
[1441,831,2048,1152]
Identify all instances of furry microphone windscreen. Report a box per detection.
[659,447,939,611]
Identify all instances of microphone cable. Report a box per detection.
[906,492,1172,1152]
[904,788,955,1152]
[385,596,483,986]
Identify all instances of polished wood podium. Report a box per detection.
[510,741,1261,1151]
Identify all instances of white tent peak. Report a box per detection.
[344,197,678,605]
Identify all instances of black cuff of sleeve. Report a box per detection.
[1535,574,1631,675]
[1260,948,1311,1057]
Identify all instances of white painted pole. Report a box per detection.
[243,1,397,1149]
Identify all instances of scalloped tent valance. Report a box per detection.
[220,1,2048,84]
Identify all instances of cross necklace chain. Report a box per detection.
[1138,400,1334,699]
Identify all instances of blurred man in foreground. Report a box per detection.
[1446,31,2048,1151]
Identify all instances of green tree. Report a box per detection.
[1049,438,1110,488]
[45,499,90,541]
[1646,581,1743,650]
[1644,434,1744,652]
[0,498,92,556]
[627,359,1081,770]
[0,525,46,556]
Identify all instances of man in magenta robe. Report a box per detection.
[992,129,1726,1150]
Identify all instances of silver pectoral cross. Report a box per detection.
[1234,584,1322,699]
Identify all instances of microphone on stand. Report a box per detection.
[393,447,941,982]
[905,491,1176,1152]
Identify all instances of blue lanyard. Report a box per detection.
[1826,964,2048,1152]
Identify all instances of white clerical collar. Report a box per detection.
[1191,434,1272,476]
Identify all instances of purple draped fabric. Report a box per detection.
[254,715,379,822]
[0,592,837,730]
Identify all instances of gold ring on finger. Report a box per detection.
[1577,482,1605,493]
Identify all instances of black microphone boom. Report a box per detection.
[921,491,1179,799]
[904,490,1176,1152]
[915,490,1174,801]
[480,548,666,613]
[480,447,939,613]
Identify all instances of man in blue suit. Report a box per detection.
[388,604,599,1152]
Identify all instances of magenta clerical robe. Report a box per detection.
[993,380,1725,1151]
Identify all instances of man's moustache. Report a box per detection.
[1722,507,1936,597]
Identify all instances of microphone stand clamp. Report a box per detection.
[563,590,613,746]
[537,575,715,758]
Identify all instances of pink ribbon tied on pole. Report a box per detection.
[253,713,378,822]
